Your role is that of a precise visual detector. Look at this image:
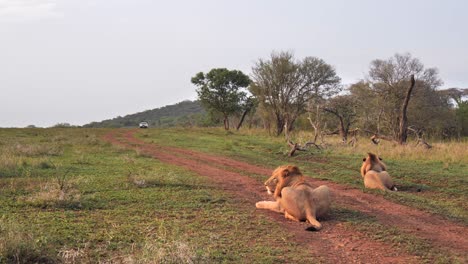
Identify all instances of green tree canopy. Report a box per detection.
[367,53,444,140]
[456,101,468,137]
[191,68,251,130]
[322,94,357,142]
[251,51,341,136]
[342,53,464,141]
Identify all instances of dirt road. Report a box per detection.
[104,130,467,263]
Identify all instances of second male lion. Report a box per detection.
[360,153,397,191]
[256,165,330,231]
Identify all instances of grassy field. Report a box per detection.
[0,128,314,263]
[138,127,468,225]
[1,127,466,263]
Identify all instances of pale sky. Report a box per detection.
[1,0,467,127]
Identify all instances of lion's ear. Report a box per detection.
[282,169,290,178]
[291,166,301,175]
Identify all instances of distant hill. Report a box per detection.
[83,100,206,128]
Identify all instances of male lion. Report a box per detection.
[360,153,397,191]
[255,165,331,231]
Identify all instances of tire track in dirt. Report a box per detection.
[104,130,466,263]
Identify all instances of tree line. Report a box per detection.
[191,51,468,144]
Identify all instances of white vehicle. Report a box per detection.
[139,121,149,128]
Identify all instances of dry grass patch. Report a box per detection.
[20,168,83,209]
[291,130,468,163]
[58,247,85,264]
[0,153,24,177]
[11,143,63,157]
[125,239,199,264]
[0,217,58,263]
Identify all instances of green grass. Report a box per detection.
[137,127,468,225]
[0,128,315,263]
[332,206,461,263]
[1,127,466,262]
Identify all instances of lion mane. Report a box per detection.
[255,165,331,231]
[360,153,397,191]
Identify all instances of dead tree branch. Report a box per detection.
[287,140,322,157]
[362,129,398,145]
[408,126,432,149]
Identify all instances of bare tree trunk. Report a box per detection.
[262,117,271,135]
[398,75,416,145]
[377,108,384,134]
[322,107,349,143]
[338,117,347,143]
[284,119,289,140]
[287,119,295,134]
[327,113,346,142]
[236,109,249,130]
[307,115,319,143]
[223,115,229,130]
[275,114,284,136]
[320,123,328,145]
[310,105,321,143]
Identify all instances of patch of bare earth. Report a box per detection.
[104,130,467,263]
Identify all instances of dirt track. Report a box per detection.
[104,130,468,263]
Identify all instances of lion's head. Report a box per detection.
[360,152,387,178]
[264,165,304,198]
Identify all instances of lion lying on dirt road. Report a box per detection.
[255,165,330,231]
[360,153,397,191]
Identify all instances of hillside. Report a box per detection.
[83,100,206,128]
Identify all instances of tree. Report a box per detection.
[322,94,357,143]
[439,88,468,107]
[191,68,251,130]
[236,96,257,130]
[456,100,468,137]
[348,81,383,133]
[432,88,468,138]
[251,51,341,136]
[367,53,443,143]
[52,123,72,128]
[398,75,415,144]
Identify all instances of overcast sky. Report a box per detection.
[1,0,467,127]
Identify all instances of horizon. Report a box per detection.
[2,0,467,128]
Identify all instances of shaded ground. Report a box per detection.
[104,129,468,263]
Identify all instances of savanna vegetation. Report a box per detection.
[2,51,467,263]
[193,52,468,145]
[0,128,317,263]
[136,127,467,225]
[83,51,467,146]
[1,127,466,262]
